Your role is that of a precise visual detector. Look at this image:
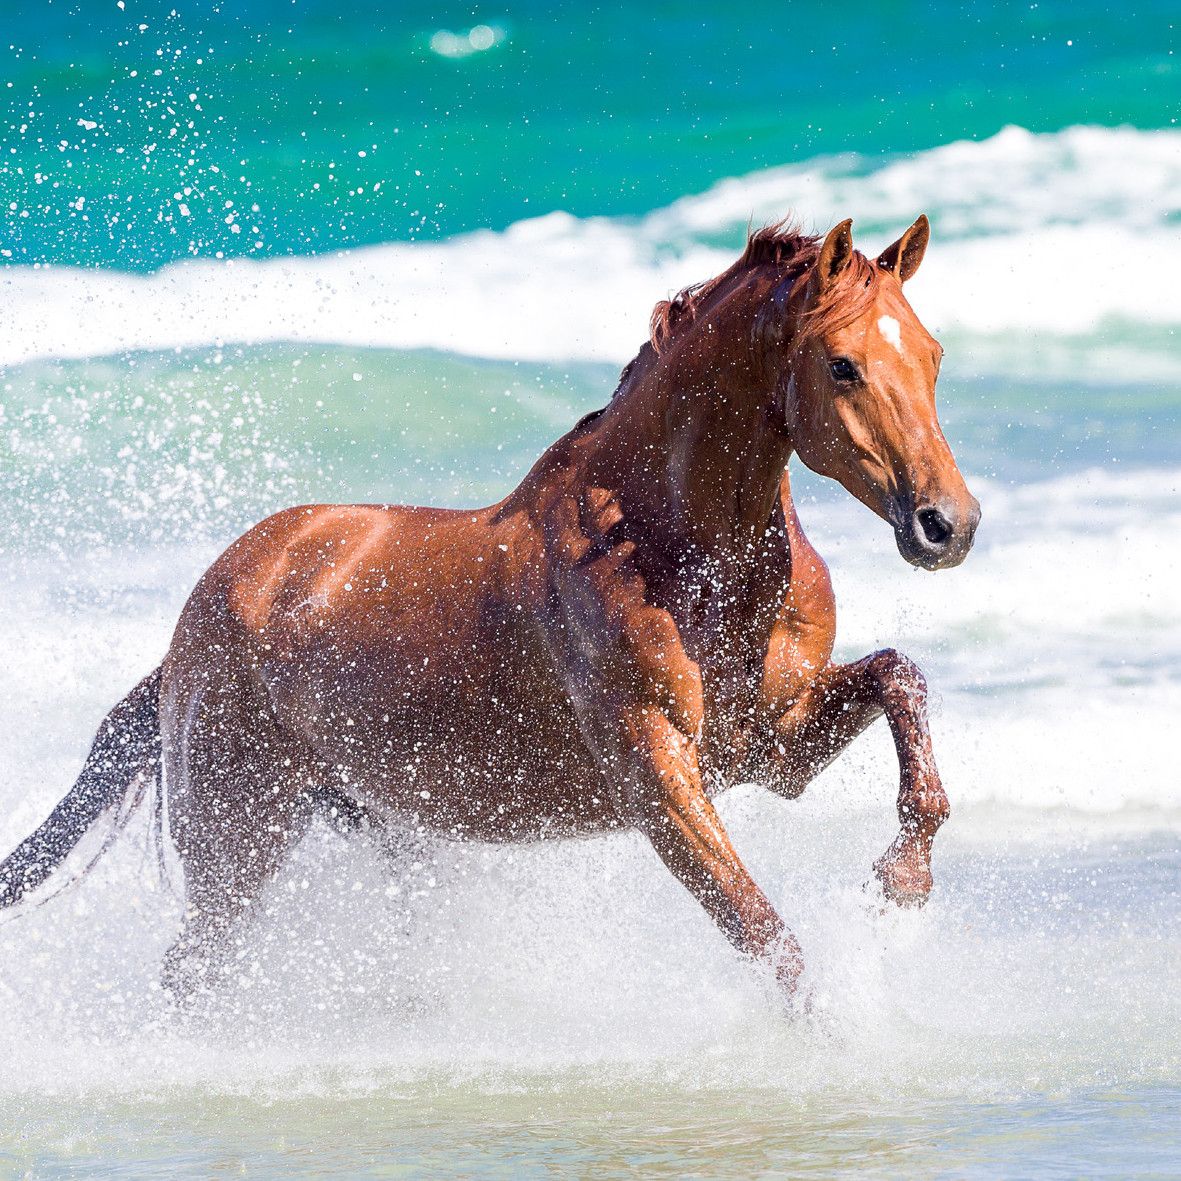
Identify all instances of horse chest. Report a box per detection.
[669,580,784,764]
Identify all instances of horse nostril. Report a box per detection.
[916,506,953,547]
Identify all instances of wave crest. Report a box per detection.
[3,125,1179,372]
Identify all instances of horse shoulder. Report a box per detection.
[540,486,704,740]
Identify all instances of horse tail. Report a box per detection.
[0,667,162,911]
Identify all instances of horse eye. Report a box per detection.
[829,357,859,383]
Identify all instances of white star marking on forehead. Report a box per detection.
[877,315,903,354]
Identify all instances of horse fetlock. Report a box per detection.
[899,775,950,837]
[768,932,805,997]
[878,775,947,907]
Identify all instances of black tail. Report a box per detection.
[0,667,162,910]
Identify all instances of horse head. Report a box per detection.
[772,216,980,570]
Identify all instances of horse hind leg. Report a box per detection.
[313,784,451,923]
[159,672,319,1004]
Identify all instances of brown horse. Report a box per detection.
[0,215,979,998]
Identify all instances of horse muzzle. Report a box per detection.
[893,494,981,570]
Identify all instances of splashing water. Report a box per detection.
[1,334,1178,1174]
[1,5,1179,1166]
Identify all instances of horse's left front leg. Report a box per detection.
[762,649,949,906]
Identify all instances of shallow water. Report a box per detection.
[6,1083,1181,1178]
[3,326,1181,1174]
[0,803,1177,1177]
[2,340,1179,1172]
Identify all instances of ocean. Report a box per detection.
[1,2,1179,1177]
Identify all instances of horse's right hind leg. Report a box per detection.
[159,670,318,1003]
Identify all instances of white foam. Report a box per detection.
[2,125,1180,373]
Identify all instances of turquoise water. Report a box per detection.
[2,1,1177,266]
[2,3,1181,1178]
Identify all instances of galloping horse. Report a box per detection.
[0,216,979,997]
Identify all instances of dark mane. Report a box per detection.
[574,218,883,423]
[649,218,881,354]
[581,346,658,423]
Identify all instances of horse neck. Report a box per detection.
[589,299,794,568]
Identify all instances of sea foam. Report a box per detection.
[2,125,1179,374]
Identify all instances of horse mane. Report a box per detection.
[569,218,882,428]
[649,218,881,354]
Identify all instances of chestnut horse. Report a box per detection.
[0,216,979,997]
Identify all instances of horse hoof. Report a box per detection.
[873,854,933,908]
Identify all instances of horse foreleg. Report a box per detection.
[619,706,803,993]
[764,649,949,906]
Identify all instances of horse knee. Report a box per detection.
[867,648,928,704]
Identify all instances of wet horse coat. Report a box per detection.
[0,216,980,996]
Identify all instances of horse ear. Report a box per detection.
[877,214,929,282]
[817,218,854,288]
